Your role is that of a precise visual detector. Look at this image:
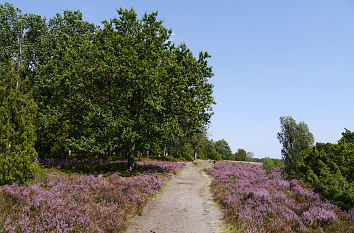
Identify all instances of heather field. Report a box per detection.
[0,161,185,232]
[206,161,354,233]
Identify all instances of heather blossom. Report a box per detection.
[0,161,185,232]
[206,161,352,233]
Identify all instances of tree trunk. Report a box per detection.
[163,144,167,156]
[194,146,198,160]
[17,21,23,92]
[127,155,135,171]
[18,22,23,74]
[127,139,136,171]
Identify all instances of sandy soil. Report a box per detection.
[126,160,224,233]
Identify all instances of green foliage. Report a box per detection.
[181,143,196,161]
[0,3,22,63]
[300,148,354,210]
[245,152,255,162]
[208,146,222,161]
[277,116,353,210]
[262,157,274,175]
[315,141,354,183]
[299,136,354,210]
[277,116,314,179]
[0,63,39,184]
[1,4,215,167]
[270,158,284,167]
[194,135,224,161]
[0,3,41,184]
[214,139,233,160]
[190,129,209,160]
[234,148,247,161]
[0,3,49,80]
[234,149,255,162]
[32,10,101,157]
[339,128,354,144]
[178,129,229,161]
[32,8,214,162]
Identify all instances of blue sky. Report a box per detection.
[5,0,354,158]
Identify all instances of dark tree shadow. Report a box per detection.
[39,159,169,177]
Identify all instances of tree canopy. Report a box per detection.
[277,116,314,179]
[214,139,233,160]
[1,3,215,170]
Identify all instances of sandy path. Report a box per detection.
[126,160,223,233]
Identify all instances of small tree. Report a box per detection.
[262,157,274,175]
[0,63,39,185]
[277,116,314,179]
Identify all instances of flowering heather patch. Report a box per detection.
[135,161,185,174]
[206,161,353,233]
[0,161,185,232]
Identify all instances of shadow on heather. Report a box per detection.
[38,158,184,177]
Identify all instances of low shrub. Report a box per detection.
[262,157,274,175]
[206,161,353,233]
[0,161,185,232]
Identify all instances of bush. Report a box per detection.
[179,143,195,161]
[271,158,284,167]
[209,147,222,161]
[300,151,354,210]
[262,157,274,175]
[0,65,39,185]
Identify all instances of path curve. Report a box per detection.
[126,160,223,233]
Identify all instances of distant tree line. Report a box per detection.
[278,116,353,210]
[185,134,258,162]
[0,3,215,183]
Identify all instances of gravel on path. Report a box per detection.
[126,160,224,233]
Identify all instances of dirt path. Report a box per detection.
[126,160,224,233]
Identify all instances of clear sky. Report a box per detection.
[5,0,354,158]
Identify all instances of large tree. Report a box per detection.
[34,9,215,167]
